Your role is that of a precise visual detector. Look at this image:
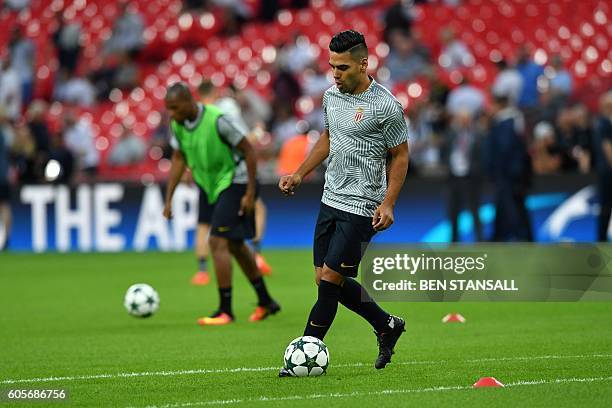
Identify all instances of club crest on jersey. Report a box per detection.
[354,107,365,123]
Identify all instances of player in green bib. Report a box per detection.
[163,83,280,325]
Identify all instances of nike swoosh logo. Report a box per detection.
[309,321,327,328]
[217,226,231,232]
[340,263,356,268]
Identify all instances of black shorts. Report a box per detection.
[198,187,214,224]
[313,203,377,278]
[208,183,256,240]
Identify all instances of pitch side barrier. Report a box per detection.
[3,173,607,252]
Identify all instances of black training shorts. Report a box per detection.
[208,183,256,240]
[313,202,377,278]
[197,186,214,224]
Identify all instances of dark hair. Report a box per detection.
[197,79,214,96]
[166,82,193,100]
[329,30,368,60]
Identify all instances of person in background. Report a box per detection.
[492,59,523,107]
[26,100,51,180]
[194,81,273,287]
[0,55,22,122]
[485,93,532,242]
[62,112,99,180]
[163,83,280,324]
[531,121,561,175]
[0,107,13,250]
[594,91,612,241]
[547,54,573,101]
[444,110,483,242]
[8,26,35,106]
[107,124,146,166]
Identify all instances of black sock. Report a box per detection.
[250,277,272,306]
[252,240,262,254]
[339,278,391,333]
[303,280,341,340]
[218,287,233,317]
[198,257,208,272]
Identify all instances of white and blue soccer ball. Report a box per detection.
[283,336,329,377]
[124,283,160,318]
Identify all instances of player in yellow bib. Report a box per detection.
[163,83,280,325]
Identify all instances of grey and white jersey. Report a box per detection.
[321,78,408,217]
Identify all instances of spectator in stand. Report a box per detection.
[271,103,299,151]
[302,62,329,98]
[570,103,594,171]
[438,27,474,71]
[0,55,22,122]
[52,13,82,75]
[107,124,146,166]
[26,100,51,178]
[8,27,35,106]
[278,35,317,75]
[555,106,580,171]
[104,1,144,57]
[271,62,302,108]
[212,0,254,36]
[337,0,373,8]
[492,59,523,107]
[383,0,414,43]
[516,45,544,129]
[183,0,208,11]
[547,54,573,100]
[276,131,310,176]
[384,29,430,86]
[62,113,99,179]
[531,121,561,175]
[594,91,612,241]
[0,107,12,250]
[112,52,140,90]
[231,84,271,132]
[446,77,486,117]
[53,70,96,107]
[11,122,38,183]
[556,105,592,173]
[259,0,308,21]
[150,112,173,159]
[2,0,30,11]
[46,132,75,184]
[485,93,532,242]
[443,109,484,241]
[406,100,442,175]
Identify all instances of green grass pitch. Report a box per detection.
[1,250,611,407]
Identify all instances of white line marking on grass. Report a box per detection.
[132,376,612,408]
[2,354,611,385]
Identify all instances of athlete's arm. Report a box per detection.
[373,142,409,231]
[217,114,257,215]
[279,129,330,196]
[236,137,257,215]
[163,149,187,219]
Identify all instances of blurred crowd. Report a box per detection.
[1,0,611,243]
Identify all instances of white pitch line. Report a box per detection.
[2,354,611,385]
[134,376,612,408]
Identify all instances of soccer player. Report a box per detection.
[278,30,410,373]
[163,82,280,325]
[189,81,272,286]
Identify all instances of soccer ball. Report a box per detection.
[283,336,329,377]
[124,283,159,318]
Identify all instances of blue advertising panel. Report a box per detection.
[3,174,608,252]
